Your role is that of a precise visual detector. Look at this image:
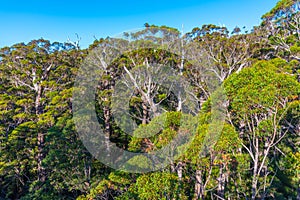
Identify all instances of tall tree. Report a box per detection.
[225,59,300,199]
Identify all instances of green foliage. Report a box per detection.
[262,0,296,20]
[132,172,185,200]
[225,59,300,117]
[1,2,300,198]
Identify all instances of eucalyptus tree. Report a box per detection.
[224,59,300,199]
[0,39,86,198]
[261,0,300,63]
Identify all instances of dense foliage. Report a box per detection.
[0,0,299,199]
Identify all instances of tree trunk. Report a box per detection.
[262,138,269,176]
[177,161,183,181]
[142,101,148,124]
[37,132,46,182]
[36,85,46,182]
[103,77,113,155]
[177,91,182,112]
[251,138,259,200]
[103,104,111,155]
[194,169,205,199]
[84,158,91,187]
[217,164,226,199]
[176,161,183,199]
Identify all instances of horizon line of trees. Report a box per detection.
[0,0,299,199]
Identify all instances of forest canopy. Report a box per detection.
[0,0,300,199]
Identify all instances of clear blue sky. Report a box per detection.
[0,0,278,49]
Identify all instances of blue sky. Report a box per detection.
[0,0,278,49]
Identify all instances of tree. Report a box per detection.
[0,39,86,198]
[186,24,254,82]
[224,59,300,199]
[261,0,300,62]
